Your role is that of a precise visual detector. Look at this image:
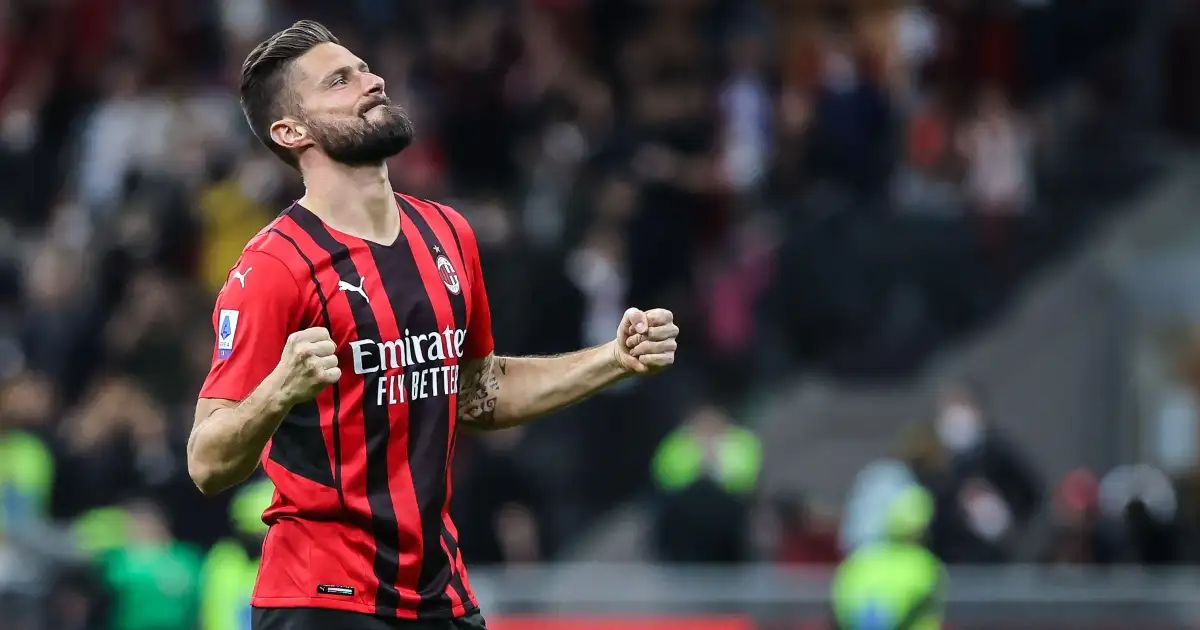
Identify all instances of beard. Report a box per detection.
[305,99,414,166]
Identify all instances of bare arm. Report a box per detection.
[456,345,627,431]
[188,327,340,495]
[457,307,679,431]
[188,371,293,495]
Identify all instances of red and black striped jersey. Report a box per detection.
[199,193,491,620]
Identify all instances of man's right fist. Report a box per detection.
[278,327,341,403]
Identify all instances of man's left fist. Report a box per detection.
[613,307,679,375]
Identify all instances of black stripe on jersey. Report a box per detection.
[368,239,453,616]
[267,228,343,504]
[368,234,453,616]
[395,199,472,610]
[289,208,404,616]
[397,199,468,346]
[429,202,466,271]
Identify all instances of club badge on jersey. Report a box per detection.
[436,255,460,295]
[218,309,240,358]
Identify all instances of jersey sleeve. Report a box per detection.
[199,250,303,402]
[462,224,494,361]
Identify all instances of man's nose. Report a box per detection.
[365,73,385,96]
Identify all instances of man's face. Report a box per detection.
[281,42,413,166]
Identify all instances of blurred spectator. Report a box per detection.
[452,428,547,565]
[887,0,940,106]
[95,500,202,630]
[1099,464,1180,565]
[841,459,919,553]
[959,85,1032,217]
[1042,468,1123,565]
[957,85,1033,281]
[195,154,281,295]
[895,90,963,214]
[1174,467,1200,563]
[199,478,273,630]
[52,376,179,529]
[19,242,90,388]
[0,372,55,538]
[567,225,629,350]
[924,379,1043,563]
[718,26,773,197]
[698,215,779,400]
[651,405,761,563]
[897,419,950,490]
[805,25,893,195]
[831,485,945,630]
[495,503,542,564]
[1152,326,1200,476]
[43,567,107,630]
[103,270,195,406]
[768,494,841,566]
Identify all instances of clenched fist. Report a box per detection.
[277,327,341,404]
[613,307,679,375]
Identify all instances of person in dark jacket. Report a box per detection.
[926,378,1044,563]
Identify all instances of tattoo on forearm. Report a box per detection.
[457,354,502,430]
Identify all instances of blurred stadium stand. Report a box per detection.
[3,0,1200,628]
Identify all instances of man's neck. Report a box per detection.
[299,160,398,244]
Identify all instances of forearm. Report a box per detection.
[458,344,627,431]
[496,344,629,423]
[187,369,293,495]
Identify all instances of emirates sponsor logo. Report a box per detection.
[350,327,466,406]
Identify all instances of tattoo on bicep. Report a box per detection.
[457,354,502,429]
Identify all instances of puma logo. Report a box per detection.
[231,267,252,288]
[338,277,369,304]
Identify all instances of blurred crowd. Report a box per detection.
[0,0,1198,627]
[650,376,1200,569]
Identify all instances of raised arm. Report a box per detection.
[189,327,339,495]
[442,204,678,431]
[456,307,678,431]
[186,250,339,496]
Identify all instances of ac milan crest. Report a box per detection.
[436,255,461,295]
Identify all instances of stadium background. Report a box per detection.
[2,0,1200,628]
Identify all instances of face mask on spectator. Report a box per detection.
[937,404,983,452]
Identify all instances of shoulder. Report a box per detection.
[219,214,305,296]
[248,211,317,269]
[243,214,303,263]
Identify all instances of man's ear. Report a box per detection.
[269,118,312,152]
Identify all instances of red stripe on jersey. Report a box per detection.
[238,201,480,619]
[270,218,343,502]
[411,200,477,605]
[288,207,417,617]
[395,204,471,613]
[443,495,477,604]
[323,227,426,613]
[269,216,384,608]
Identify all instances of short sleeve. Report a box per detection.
[199,250,303,402]
[462,228,494,361]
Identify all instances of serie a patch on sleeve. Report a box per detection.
[218,309,240,358]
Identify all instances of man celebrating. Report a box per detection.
[186,20,680,630]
